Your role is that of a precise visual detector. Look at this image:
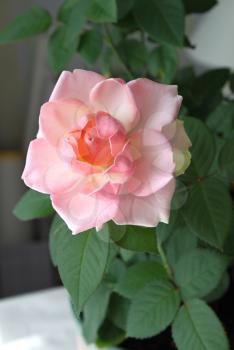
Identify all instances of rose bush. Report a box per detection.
[22,69,190,233]
[5,1,234,349]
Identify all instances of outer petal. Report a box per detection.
[123,130,175,197]
[39,99,90,146]
[49,69,105,104]
[51,190,118,233]
[90,79,139,132]
[162,120,191,150]
[162,120,192,176]
[128,78,182,131]
[22,138,80,194]
[124,161,174,197]
[113,179,176,226]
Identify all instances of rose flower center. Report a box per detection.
[77,119,114,167]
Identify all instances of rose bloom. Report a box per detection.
[22,70,191,234]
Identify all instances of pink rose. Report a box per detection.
[22,69,191,233]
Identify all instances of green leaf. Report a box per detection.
[193,69,230,100]
[182,117,216,180]
[83,281,112,343]
[48,0,91,74]
[206,101,234,138]
[205,272,230,303]
[218,139,234,181]
[88,0,117,23]
[171,180,191,209]
[116,261,167,298]
[97,320,125,347]
[184,35,195,49]
[175,248,227,299]
[105,244,120,274]
[106,258,126,284]
[183,178,232,249]
[157,209,183,243]
[149,45,178,83]
[49,215,110,311]
[109,222,158,253]
[118,39,148,72]
[206,136,226,182]
[0,6,52,44]
[175,66,196,87]
[58,0,117,24]
[223,215,234,257]
[107,294,130,330]
[165,226,197,266]
[133,0,185,46]
[13,189,54,221]
[117,0,135,19]
[58,0,78,23]
[230,73,234,93]
[187,69,230,117]
[116,12,139,35]
[172,299,230,350]
[127,280,180,338]
[78,29,103,64]
[119,248,136,262]
[49,214,64,266]
[183,0,218,14]
[48,26,78,74]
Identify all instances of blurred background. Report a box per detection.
[0,0,63,298]
[0,0,233,298]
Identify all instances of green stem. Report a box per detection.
[104,25,134,80]
[157,235,173,280]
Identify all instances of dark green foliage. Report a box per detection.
[133,0,185,46]
[13,189,54,220]
[0,6,52,44]
[183,0,218,14]
[172,299,229,350]
[48,0,92,74]
[180,69,230,117]
[78,29,103,64]
[149,45,178,83]
[109,222,158,253]
[118,39,148,73]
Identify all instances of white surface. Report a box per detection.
[0,287,95,350]
[187,0,234,69]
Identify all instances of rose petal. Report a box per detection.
[107,144,134,185]
[109,131,126,157]
[113,179,176,226]
[78,173,110,195]
[162,120,192,150]
[39,99,90,146]
[22,138,80,194]
[123,130,175,197]
[51,190,118,234]
[96,112,122,139]
[90,78,139,132]
[162,120,191,176]
[124,161,174,197]
[136,129,175,171]
[128,78,182,131]
[49,69,105,104]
